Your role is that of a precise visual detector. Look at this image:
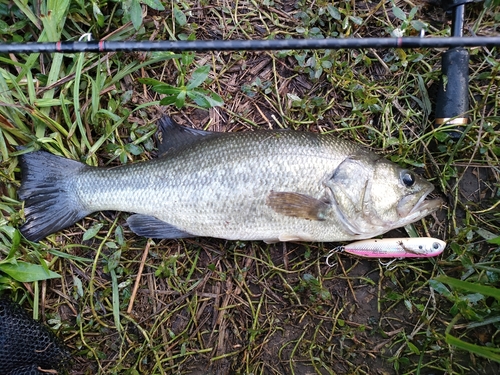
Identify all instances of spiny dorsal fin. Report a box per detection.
[266,191,330,221]
[156,116,216,157]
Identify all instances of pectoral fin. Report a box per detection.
[266,191,330,221]
[127,214,195,239]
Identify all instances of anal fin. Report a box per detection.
[127,214,195,239]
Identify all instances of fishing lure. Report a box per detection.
[329,237,446,260]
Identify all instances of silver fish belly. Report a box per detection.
[18,117,443,242]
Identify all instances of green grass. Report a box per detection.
[1,0,500,374]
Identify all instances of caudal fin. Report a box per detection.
[18,151,91,242]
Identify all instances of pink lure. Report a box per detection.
[341,237,446,258]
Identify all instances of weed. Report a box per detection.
[139,52,224,109]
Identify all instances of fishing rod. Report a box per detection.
[0,36,499,54]
[1,0,495,142]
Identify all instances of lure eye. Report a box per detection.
[401,171,416,188]
[432,242,440,250]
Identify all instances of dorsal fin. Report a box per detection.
[156,116,215,157]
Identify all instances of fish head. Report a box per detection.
[368,159,442,223]
[328,155,443,237]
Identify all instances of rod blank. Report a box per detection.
[1,37,499,54]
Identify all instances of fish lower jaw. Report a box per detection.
[409,197,444,217]
[395,198,443,228]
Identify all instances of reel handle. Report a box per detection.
[434,1,478,139]
[434,47,470,139]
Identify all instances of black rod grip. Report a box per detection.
[435,47,470,139]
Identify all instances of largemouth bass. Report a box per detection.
[18,117,443,242]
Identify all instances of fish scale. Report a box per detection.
[18,117,443,242]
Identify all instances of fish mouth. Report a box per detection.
[397,186,444,219]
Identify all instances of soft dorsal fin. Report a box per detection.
[156,116,216,157]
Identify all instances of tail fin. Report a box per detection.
[18,151,91,242]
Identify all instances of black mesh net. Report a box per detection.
[0,298,72,375]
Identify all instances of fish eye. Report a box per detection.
[432,242,440,249]
[401,171,416,188]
